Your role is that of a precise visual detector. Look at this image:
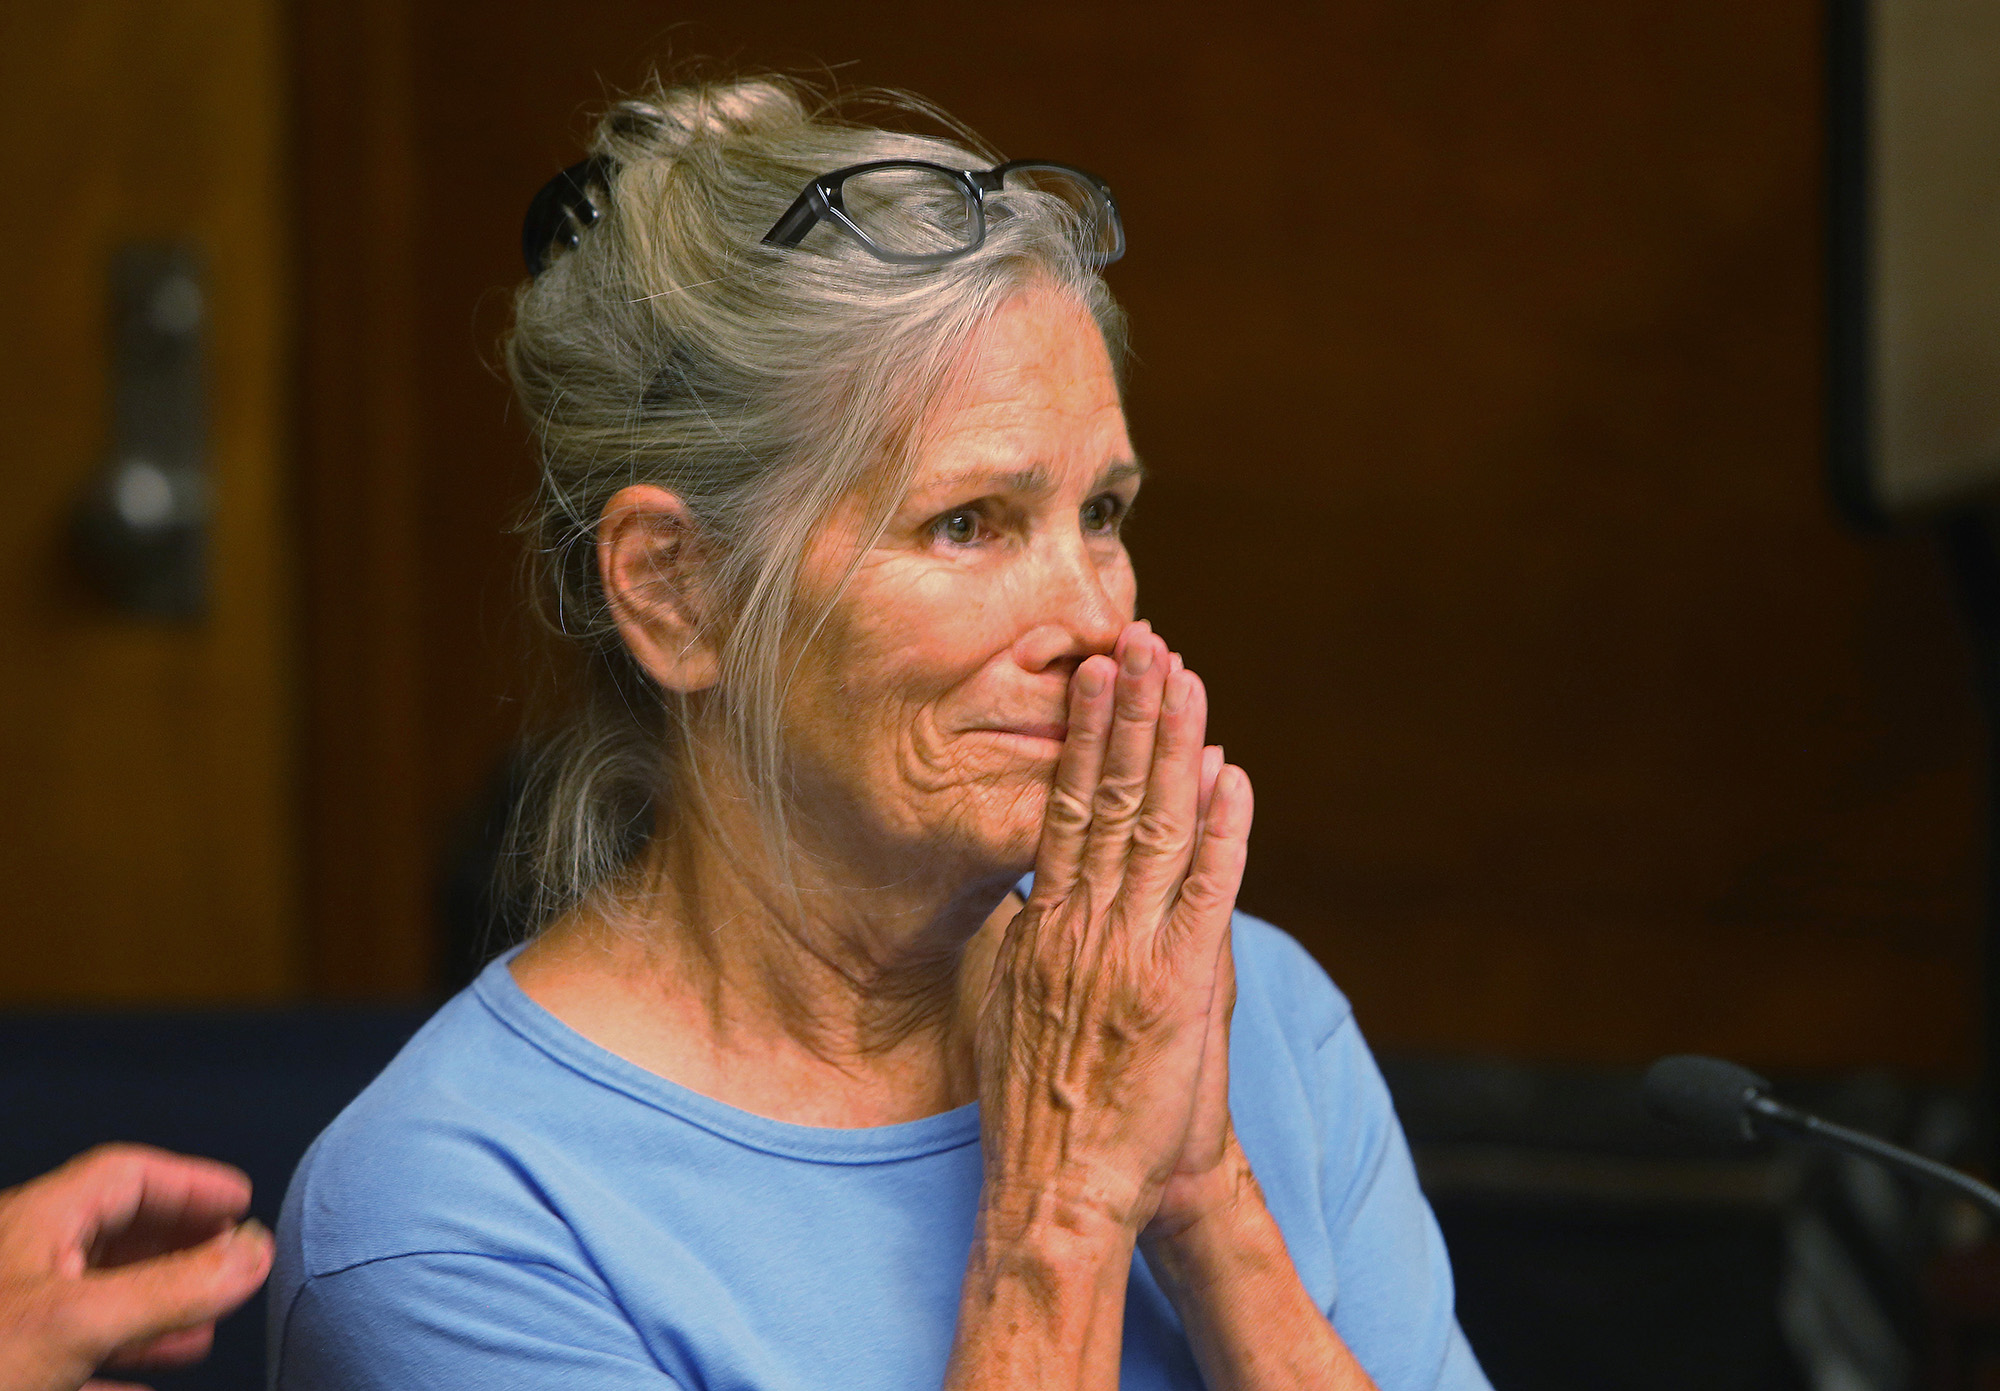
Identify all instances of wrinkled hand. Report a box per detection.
[0,1145,273,1391]
[977,621,1253,1240]
[1144,760,1248,1245]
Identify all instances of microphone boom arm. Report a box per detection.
[1747,1093,2000,1219]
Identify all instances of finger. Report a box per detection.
[1117,669,1210,922]
[1208,902,1238,1030]
[1030,652,1118,904]
[1197,744,1223,822]
[1190,908,1238,1104]
[104,1322,214,1369]
[1080,630,1172,885]
[44,1147,250,1269]
[1165,764,1253,957]
[75,1220,272,1354]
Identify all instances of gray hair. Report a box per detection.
[501,75,1127,928]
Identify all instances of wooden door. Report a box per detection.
[0,2,298,1001]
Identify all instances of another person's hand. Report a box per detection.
[0,1145,273,1391]
[976,619,1252,1241]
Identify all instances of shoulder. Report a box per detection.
[1222,908,1407,1194]
[276,977,587,1282]
[1222,907,1392,1178]
[1228,908,1355,1054]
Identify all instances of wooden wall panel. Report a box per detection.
[0,0,299,1001]
[294,0,433,996]
[299,0,1983,1070]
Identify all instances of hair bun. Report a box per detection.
[601,78,805,158]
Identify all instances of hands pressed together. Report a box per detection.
[977,619,1248,1245]
[954,621,1376,1391]
[0,1145,272,1391]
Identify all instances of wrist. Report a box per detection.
[1144,1137,1256,1242]
[951,1184,1138,1391]
[1140,1145,1276,1289]
[977,1180,1144,1260]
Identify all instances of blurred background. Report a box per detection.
[4,1,1997,1387]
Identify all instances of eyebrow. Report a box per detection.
[920,458,1147,499]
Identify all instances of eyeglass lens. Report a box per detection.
[1002,165,1122,262]
[839,165,980,258]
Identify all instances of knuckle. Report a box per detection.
[1130,805,1189,858]
[1042,786,1093,835]
[1176,867,1235,916]
[72,1142,146,1184]
[1115,681,1160,718]
[1062,720,1105,752]
[1091,780,1145,826]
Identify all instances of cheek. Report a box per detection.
[835,564,1022,700]
[789,573,1003,762]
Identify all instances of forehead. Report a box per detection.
[914,287,1129,484]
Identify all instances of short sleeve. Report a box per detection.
[1313,1014,1490,1391]
[270,1252,683,1391]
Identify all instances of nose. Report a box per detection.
[1013,529,1129,675]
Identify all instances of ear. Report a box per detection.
[597,485,721,693]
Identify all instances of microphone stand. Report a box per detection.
[1747,1092,2000,1219]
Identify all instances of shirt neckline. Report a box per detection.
[472,944,984,1166]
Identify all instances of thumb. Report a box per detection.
[75,1220,273,1353]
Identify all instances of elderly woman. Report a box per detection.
[268,78,1489,1391]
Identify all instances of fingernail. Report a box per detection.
[1170,652,1184,674]
[1164,672,1188,712]
[1123,641,1153,676]
[225,1223,272,1263]
[1075,661,1106,698]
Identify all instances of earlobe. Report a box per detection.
[597,485,722,692]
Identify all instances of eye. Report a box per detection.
[1081,493,1125,534]
[933,507,983,546]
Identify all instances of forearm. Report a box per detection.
[944,1192,1135,1391]
[1141,1154,1377,1391]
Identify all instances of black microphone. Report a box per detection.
[1642,1054,2000,1218]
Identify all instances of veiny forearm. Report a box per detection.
[1141,1158,1378,1391]
[944,1193,1135,1391]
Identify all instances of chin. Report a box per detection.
[953,777,1051,874]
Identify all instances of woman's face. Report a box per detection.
[785,285,1139,876]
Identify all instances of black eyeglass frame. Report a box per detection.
[761,158,1124,267]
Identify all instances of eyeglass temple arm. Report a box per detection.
[763,186,829,247]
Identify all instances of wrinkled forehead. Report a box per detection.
[912,289,1131,488]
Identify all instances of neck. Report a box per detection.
[514,766,1021,1126]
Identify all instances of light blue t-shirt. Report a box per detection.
[268,909,1489,1390]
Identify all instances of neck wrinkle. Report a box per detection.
[631,763,1017,1082]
